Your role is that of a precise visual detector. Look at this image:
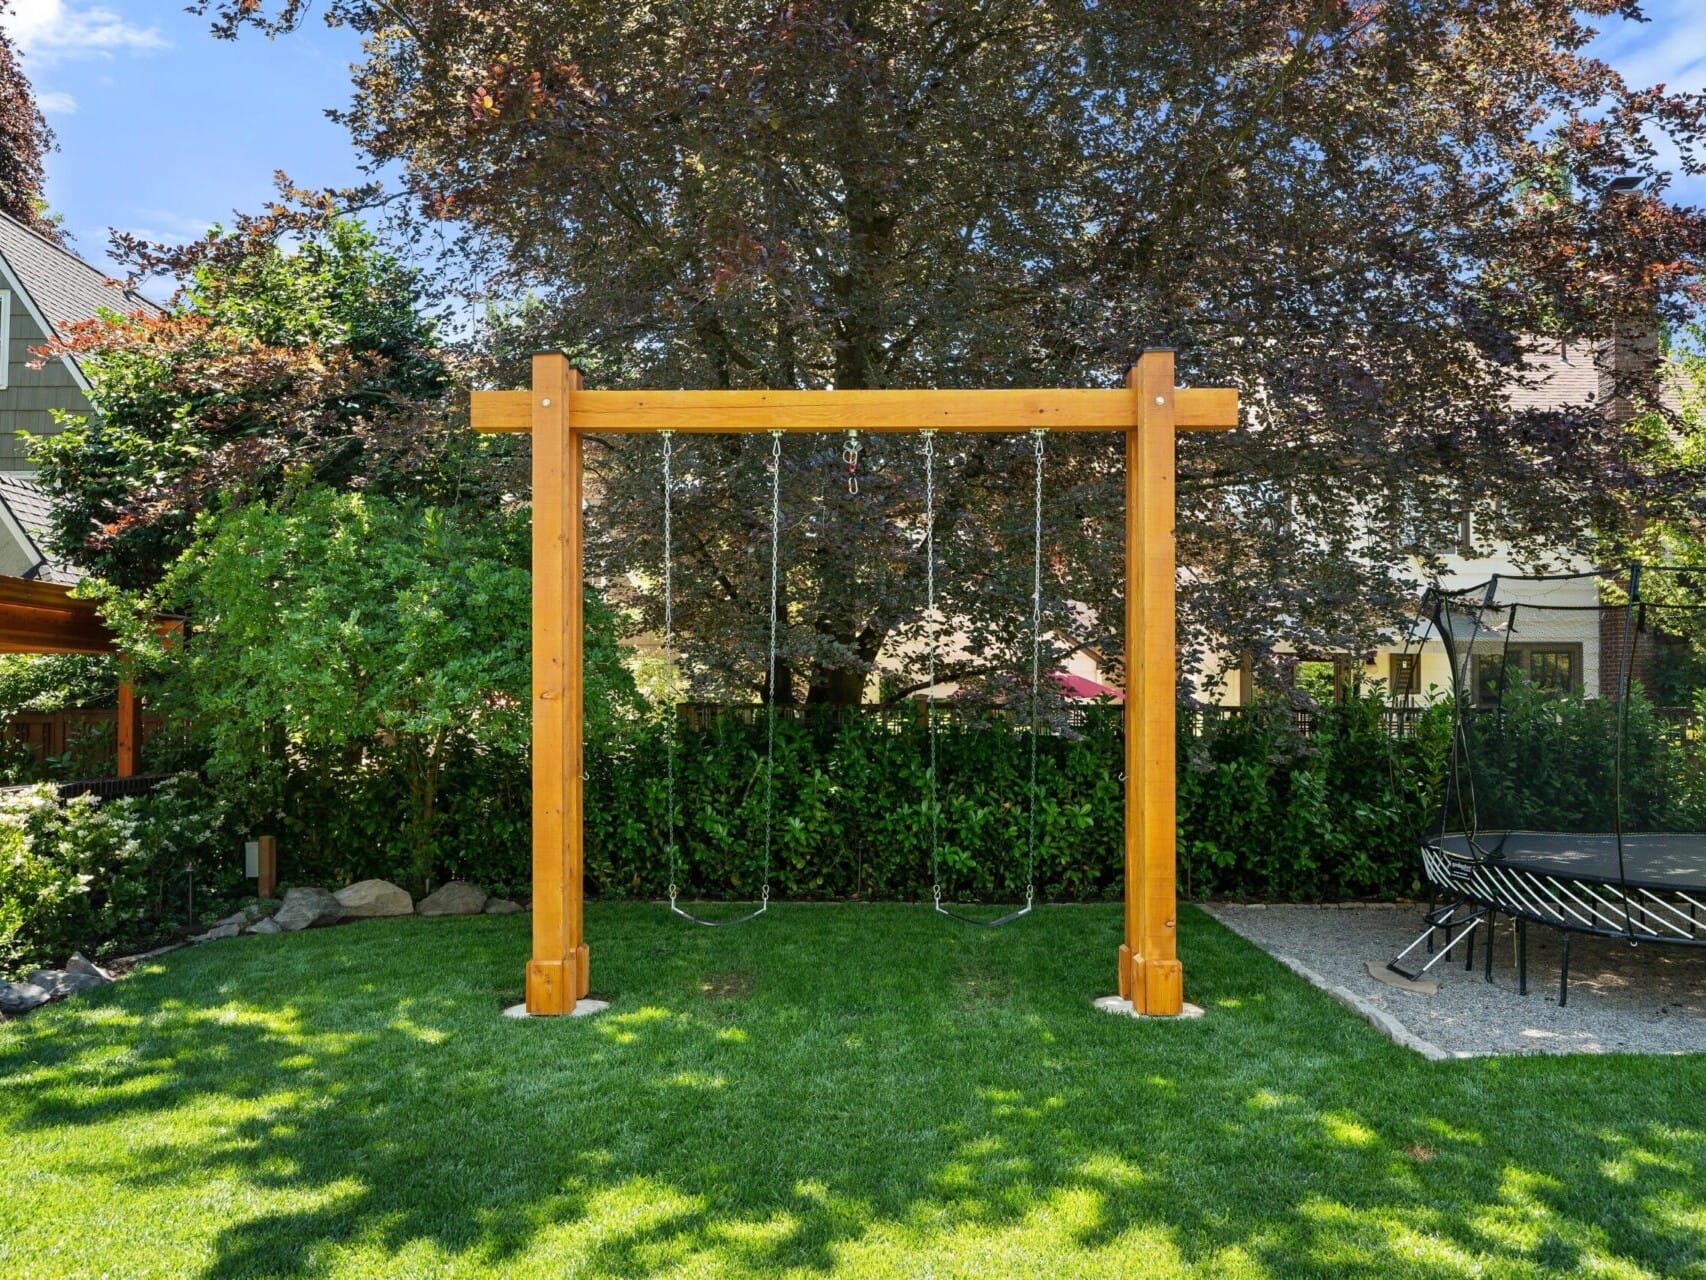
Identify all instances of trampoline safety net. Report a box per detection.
[1390,566,1706,998]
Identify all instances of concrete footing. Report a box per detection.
[1093,995,1206,1019]
[502,999,610,1019]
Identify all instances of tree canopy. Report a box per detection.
[193,0,1706,699]
[0,0,58,241]
[30,217,488,589]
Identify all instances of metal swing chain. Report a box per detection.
[844,430,862,495]
[759,430,783,909]
[922,432,941,909]
[1025,429,1045,910]
[662,432,680,912]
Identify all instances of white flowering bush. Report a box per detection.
[0,776,237,979]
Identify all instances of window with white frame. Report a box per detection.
[0,290,9,390]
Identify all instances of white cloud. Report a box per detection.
[119,208,217,246]
[2,1,168,67]
[34,88,76,114]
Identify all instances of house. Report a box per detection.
[1200,333,1675,710]
[0,209,161,472]
[0,470,78,584]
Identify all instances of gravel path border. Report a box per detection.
[1204,902,1706,1057]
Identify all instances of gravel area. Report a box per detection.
[1204,902,1706,1057]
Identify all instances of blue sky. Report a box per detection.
[3,0,1704,291]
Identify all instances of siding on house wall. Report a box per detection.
[0,295,90,472]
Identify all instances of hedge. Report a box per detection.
[269,698,1456,904]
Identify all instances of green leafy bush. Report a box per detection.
[235,696,1457,906]
[1456,673,1706,834]
[0,776,240,978]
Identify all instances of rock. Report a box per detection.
[65,953,113,982]
[245,917,283,936]
[0,981,50,1015]
[334,879,414,918]
[190,922,242,943]
[25,969,106,997]
[417,881,488,917]
[483,898,524,915]
[272,887,345,932]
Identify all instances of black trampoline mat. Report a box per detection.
[1432,831,1706,892]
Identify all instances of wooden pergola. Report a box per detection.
[473,349,1238,1016]
[0,576,143,776]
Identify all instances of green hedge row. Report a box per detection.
[269,699,1456,904]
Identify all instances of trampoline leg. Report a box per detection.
[1465,920,1475,972]
[1518,918,1527,996]
[1484,909,1495,984]
[1558,933,1571,1007]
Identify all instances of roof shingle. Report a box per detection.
[0,211,162,348]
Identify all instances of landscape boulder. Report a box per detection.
[417,881,488,916]
[191,922,242,943]
[0,981,49,1016]
[483,898,525,915]
[245,917,283,935]
[26,968,107,998]
[335,879,414,918]
[272,887,345,932]
[65,953,114,982]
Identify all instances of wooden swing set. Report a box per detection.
[472,348,1237,1017]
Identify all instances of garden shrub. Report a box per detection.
[0,776,241,979]
[249,695,1457,906]
[17,680,1697,979]
[1456,674,1706,834]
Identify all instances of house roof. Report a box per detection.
[1505,340,1602,413]
[0,211,162,362]
[0,473,80,585]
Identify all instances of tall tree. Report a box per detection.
[196,0,1706,702]
[31,216,500,589]
[0,0,58,241]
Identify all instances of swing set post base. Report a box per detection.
[1094,994,1205,1020]
[1118,945,1185,1017]
[526,948,590,1016]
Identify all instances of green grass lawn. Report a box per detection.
[1,904,1702,1279]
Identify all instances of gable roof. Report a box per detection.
[0,473,81,585]
[0,211,163,382]
[1505,340,1602,413]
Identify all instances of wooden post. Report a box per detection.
[526,354,591,1015]
[1119,351,1184,1015]
[116,677,140,777]
[256,835,277,900]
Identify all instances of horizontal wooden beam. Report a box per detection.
[471,386,1238,435]
[470,389,532,434]
[1174,386,1239,431]
[0,611,116,654]
[0,577,92,610]
[0,577,124,655]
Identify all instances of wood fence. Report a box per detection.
[4,708,163,772]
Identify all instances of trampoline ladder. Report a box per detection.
[1388,902,1487,982]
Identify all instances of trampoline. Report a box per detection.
[1389,567,1706,1004]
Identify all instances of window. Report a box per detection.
[1471,644,1582,705]
[1389,653,1420,698]
[0,289,9,391]
[1400,495,1475,557]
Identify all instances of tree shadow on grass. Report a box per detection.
[1,905,1702,1278]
